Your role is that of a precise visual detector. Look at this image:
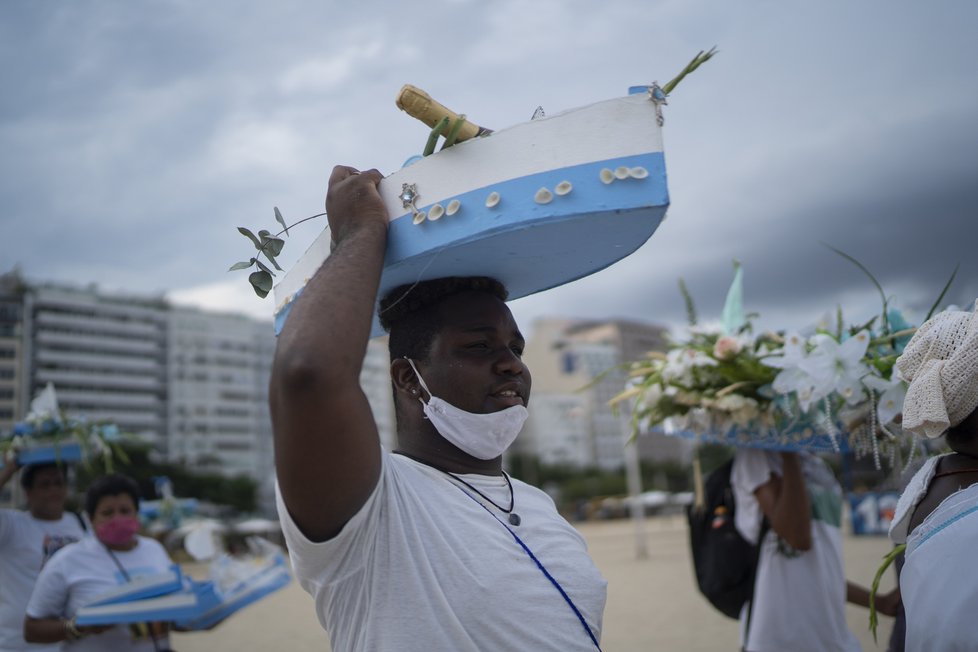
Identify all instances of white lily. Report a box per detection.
[773,371,828,412]
[764,332,808,370]
[799,331,872,406]
[863,375,908,425]
[765,333,826,412]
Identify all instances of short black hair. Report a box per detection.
[84,473,141,518]
[379,277,508,362]
[946,405,978,450]
[20,462,66,491]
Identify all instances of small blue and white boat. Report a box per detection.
[274,87,670,336]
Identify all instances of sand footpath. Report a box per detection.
[172,516,897,651]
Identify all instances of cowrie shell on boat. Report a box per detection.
[554,181,573,196]
[599,168,615,184]
[629,166,649,179]
[614,166,630,180]
[446,199,461,216]
[486,191,501,208]
[412,211,426,225]
[535,187,553,204]
[428,203,445,221]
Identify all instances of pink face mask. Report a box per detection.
[96,515,140,546]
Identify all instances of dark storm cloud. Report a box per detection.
[1,0,976,330]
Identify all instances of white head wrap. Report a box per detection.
[895,300,978,438]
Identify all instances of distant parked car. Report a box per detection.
[669,491,694,507]
[623,490,670,514]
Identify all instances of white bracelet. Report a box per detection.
[64,617,85,641]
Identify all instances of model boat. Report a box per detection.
[274,86,671,336]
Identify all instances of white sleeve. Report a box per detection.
[732,449,780,494]
[275,451,389,590]
[25,553,68,619]
[0,509,11,547]
[731,449,779,544]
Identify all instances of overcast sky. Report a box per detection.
[2,0,976,340]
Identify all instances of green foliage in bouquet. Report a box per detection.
[611,320,780,433]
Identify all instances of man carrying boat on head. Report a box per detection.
[271,166,607,651]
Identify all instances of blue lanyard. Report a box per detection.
[449,481,602,651]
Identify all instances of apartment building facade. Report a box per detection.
[0,273,27,435]
[26,284,169,448]
[2,271,401,515]
[516,317,688,470]
[166,306,280,512]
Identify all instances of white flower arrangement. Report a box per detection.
[0,384,128,471]
[613,259,948,466]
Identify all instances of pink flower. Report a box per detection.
[713,335,742,361]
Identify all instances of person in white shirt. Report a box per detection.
[271,166,607,651]
[24,473,174,651]
[888,300,978,651]
[0,459,86,652]
[732,449,899,652]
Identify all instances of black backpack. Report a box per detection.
[687,458,768,620]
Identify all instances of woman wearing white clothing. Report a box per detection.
[732,449,899,652]
[24,473,175,651]
[888,300,978,652]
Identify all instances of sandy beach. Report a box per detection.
[171,516,897,651]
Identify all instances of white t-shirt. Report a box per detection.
[890,458,978,651]
[26,535,173,652]
[0,510,85,652]
[731,450,860,652]
[277,450,607,652]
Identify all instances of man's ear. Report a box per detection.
[390,358,420,398]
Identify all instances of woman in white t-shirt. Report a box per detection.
[24,473,175,652]
[732,449,899,652]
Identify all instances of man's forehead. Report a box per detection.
[436,292,522,335]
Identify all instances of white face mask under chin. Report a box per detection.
[406,358,528,460]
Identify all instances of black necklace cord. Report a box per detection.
[392,451,521,526]
[103,545,163,652]
[445,470,515,513]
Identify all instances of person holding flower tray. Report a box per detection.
[887,300,978,651]
[0,458,86,652]
[732,449,900,651]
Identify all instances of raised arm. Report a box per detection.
[753,452,812,551]
[0,452,18,493]
[270,166,389,542]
